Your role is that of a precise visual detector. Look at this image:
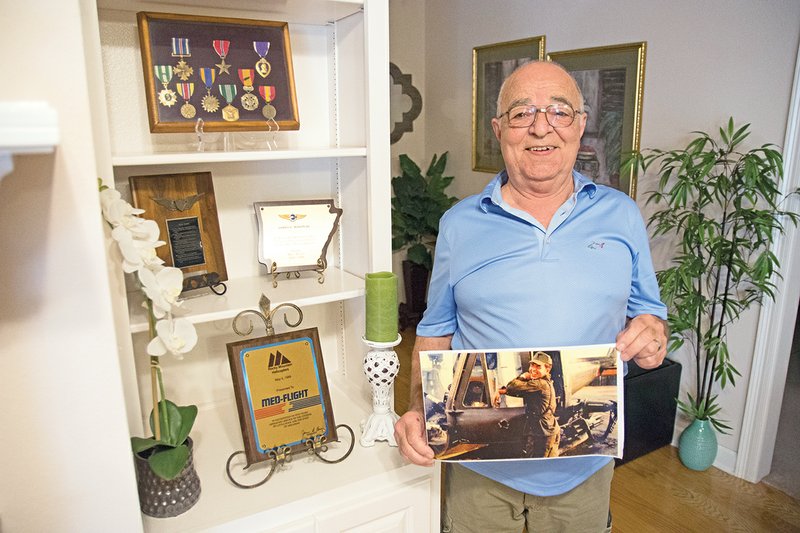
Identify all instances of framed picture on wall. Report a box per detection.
[548,42,647,198]
[472,36,546,174]
[137,11,300,133]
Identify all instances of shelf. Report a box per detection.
[141,382,425,532]
[128,267,364,333]
[112,147,367,167]
[97,0,364,25]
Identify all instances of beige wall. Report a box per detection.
[390,0,800,463]
[0,0,142,530]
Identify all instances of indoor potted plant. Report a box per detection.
[625,118,799,470]
[99,180,201,517]
[391,152,457,328]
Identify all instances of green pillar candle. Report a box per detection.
[365,271,399,342]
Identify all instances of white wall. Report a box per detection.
[0,0,143,530]
[400,0,800,464]
[389,0,428,303]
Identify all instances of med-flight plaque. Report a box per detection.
[226,327,336,466]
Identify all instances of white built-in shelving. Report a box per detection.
[90,0,438,530]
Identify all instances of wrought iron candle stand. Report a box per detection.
[360,334,402,447]
[224,294,355,489]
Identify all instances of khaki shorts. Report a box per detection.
[442,461,614,533]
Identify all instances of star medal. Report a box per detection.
[199,67,219,113]
[213,39,231,75]
[154,65,177,107]
[259,85,277,119]
[219,84,239,121]
[177,82,196,118]
[253,41,271,78]
[239,69,259,111]
[171,37,193,81]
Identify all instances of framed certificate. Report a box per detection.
[254,199,342,275]
[226,327,336,466]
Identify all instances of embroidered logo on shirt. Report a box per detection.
[588,241,606,250]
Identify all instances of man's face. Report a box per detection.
[529,361,546,378]
[491,63,587,189]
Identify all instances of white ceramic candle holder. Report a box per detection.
[360,334,402,447]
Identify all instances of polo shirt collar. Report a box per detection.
[480,169,598,212]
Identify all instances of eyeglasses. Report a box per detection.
[499,103,582,129]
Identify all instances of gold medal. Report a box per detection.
[238,68,259,111]
[171,38,193,81]
[253,41,272,78]
[255,58,271,78]
[199,68,219,113]
[176,82,195,118]
[242,93,259,111]
[201,94,220,113]
[174,59,194,81]
[219,84,239,121]
[153,65,176,108]
[259,86,277,119]
[158,88,178,107]
[181,102,196,118]
[222,104,240,122]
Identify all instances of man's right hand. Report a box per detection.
[394,410,435,467]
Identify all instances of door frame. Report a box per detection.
[736,41,800,482]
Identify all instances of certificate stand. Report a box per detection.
[225,294,355,489]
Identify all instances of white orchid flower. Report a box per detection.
[103,194,145,229]
[139,266,184,318]
[146,317,198,358]
[112,225,165,273]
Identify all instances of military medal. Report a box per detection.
[213,39,231,75]
[171,37,193,81]
[177,82,196,118]
[219,84,239,121]
[238,69,259,111]
[199,67,219,113]
[253,41,271,78]
[154,65,177,107]
[259,85,277,119]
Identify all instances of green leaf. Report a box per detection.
[131,436,158,454]
[148,443,191,480]
[149,400,197,447]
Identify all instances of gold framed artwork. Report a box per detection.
[129,171,227,289]
[472,36,546,173]
[226,328,336,466]
[548,42,647,198]
[136,11,299,133]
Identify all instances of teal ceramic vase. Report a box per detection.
[678,418,718,471]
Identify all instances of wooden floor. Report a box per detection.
[393,328,800,532]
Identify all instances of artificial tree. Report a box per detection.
[626,118,798,436]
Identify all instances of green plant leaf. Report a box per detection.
[149,400,197,447]
[131,436,158,454]
[148,443,190,480]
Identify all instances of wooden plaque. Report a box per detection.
[129,171,228,285]
[226,327,337,466]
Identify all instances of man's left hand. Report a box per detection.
[616,314,668,369]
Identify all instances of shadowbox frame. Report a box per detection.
[137,11,300,133]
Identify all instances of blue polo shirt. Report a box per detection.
[417,170,666,496]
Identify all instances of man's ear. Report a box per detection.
[491,117,502,142]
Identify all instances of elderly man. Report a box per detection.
[393,61,668,532]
